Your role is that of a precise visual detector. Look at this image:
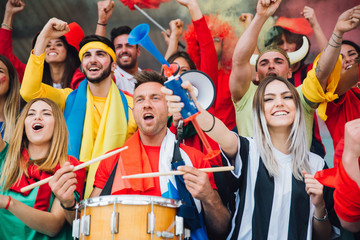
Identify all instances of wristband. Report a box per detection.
[313,208,328,222]
[97,22,107,26]
[5,196,11,210]
[1,23,13,30]
[60,200,77,211]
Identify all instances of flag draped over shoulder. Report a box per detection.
[64,80,129,198]
[111,129,209,239]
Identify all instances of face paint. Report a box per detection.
[0,76,7,84]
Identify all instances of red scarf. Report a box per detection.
[9,149,85,211]
[111,131,155,195]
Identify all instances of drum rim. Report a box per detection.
[79,195,182,209]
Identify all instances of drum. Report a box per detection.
[72,195,186,240]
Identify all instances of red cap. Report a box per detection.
[64,22,84,51]
[275,17,313,37]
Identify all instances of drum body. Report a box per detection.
[74,195,184,240]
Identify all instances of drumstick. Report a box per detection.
[121,166,234,179]
[20,146,128,193]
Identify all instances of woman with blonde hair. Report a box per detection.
[0,98,85,239]
[0,55,21,142]
[164,75,337,239]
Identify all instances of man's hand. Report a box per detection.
[97,0,115,25]
[256,0,282,18]
[302,6,318,27]
[161,19,183,45]
[239,13,254,28]
[48,162,78,209]
[177,165,214,201]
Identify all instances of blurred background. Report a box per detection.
[1,0,359,72]
[1,0,359,166]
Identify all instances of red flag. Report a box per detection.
[119,0,171,10]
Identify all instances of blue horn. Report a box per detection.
[128,23,170,67]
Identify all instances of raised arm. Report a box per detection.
[230,0,282,102]
[162,81,238,159]
[315,5,360,91]
[163,19,184,60]
[95,0,115,37]
[0,0,26,81]
[302,6,328,51]
[342,118,360,187]
[20,18,71,110]
[338,118,360,232]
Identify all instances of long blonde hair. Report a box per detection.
[0,98,68,190]
[253,76,310,180]
[0,55,21,142]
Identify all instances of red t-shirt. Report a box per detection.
[326,87,360,149]
[333,138,360,222]
[94,143,217,194]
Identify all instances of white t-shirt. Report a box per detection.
[114,66,141,95]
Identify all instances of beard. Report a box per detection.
[116,55,137,70]
[85,64,112,84]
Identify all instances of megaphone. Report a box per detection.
[180,70,215,111]
[128,23,169,66]
[129,23,220,160]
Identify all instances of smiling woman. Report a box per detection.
[0,1,85,89]
[163,75,337,239]
[0,98,85,240]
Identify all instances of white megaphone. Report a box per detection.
[179,70,215,111]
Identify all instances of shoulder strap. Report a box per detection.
[100,161,119,196]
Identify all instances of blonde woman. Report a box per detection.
[163,76,336,239]
[0,98,85,239]
[0,55,20,142]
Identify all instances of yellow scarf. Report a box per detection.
[302,54,342,121]
[80,82,128,198]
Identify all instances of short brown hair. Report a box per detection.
[134,70,166,89]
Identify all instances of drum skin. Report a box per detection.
[78,195,183,239]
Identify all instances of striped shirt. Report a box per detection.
[222,136,329,240]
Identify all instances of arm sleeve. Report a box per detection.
[301,53,342,121]
[0,28,26,82]
[193,17,218,90]
[334,157,360,222]
[20,52,72,111]
[67,156,86,200]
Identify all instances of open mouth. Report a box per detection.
[120,55,130,61]
[267,72,277,77]
[32,123,44,131]
[143,113,154,121]
[89,67,100,72]
[48,52,58,56]
[272,111,288,116]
